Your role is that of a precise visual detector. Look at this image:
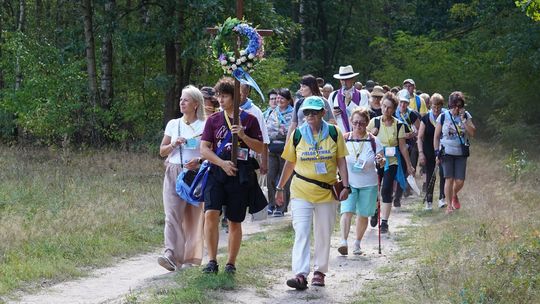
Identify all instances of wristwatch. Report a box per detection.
[276,187,285,192]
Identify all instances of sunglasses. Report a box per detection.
[351,120,368,126]
[303,109,322,116]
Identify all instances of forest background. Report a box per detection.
[0,0,539,152]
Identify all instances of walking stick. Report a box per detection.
[377,173,382,254]
[422,166,438,204]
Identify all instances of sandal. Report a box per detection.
[445,205,455,215]
[286,274,308,290]
[311,271,325,287]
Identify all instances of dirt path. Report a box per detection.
[218,201,414,304]
[8,197,416,304]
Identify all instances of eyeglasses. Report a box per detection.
[351,120,368,126]
[303,109,322,116]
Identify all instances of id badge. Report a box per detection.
[237,148,249,161]
[384,147,396,157]
[315,162,327,175]
[185,138,199,149]
[353,159,366,172]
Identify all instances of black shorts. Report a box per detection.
[204,168,250,223]
[381,165,398,203]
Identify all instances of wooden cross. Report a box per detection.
[207,0,273,164]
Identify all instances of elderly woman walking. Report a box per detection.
[275,96,350,290]
[434,91,476,214]
[158,85,206,271]
[338,108,383,255]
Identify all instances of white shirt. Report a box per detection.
[164,118,205,165]
[344,134,383,188]
[242,101,270,144]
[329,88,370,133]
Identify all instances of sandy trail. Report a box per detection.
[8,196,417,304]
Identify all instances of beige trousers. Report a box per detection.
[162,163,204,266]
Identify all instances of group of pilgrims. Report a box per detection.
[158,64,476,290]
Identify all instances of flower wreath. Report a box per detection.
[212,17,264,74]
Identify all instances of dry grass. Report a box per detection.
[353,141,540,303]
[0,146,164,296]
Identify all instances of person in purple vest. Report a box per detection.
[329,65,370,133]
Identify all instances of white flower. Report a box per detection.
[247,62,253,68]
[240,50,246,56]
[241,56,247,63]
[248,53,255,59]
[249,69,254,73]
[231,64,237,70]
[229,57,235,62]
[236,59,242,65]
[220,60,228,65]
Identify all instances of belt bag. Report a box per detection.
[294,171,342,200]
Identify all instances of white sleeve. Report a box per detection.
[375,136,384,154]
[252,107,270,144]
[164,119,176,137]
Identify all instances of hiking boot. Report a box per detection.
[273,210,284,217]
[370,209,378,228]
[393,199,401,208]
[157,255,176,272]
[311,271,325,287]
[286,274,308,290]
[425,201,433,210]
[452,195,461,210]
[337,241,348,256]
[224,263,236,275]
[438,199,447,208]
[202,260,219,274]
[380,222,389,234]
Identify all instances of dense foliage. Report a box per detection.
[0,0,538,150]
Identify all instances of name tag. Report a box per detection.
[353,159,366,172]
[237,148,249,161]
[185,138,199,149]
[315,162,327,175]
[385,147,396,157]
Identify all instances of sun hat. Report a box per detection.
[402,78,415,86]
[397,89,411,102]
[299,96,325,111]
[371,85,385,97]
[333,65,360,80]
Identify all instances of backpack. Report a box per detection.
[344,132,377,155]
[293,124,338,148]
[414,95,422,112]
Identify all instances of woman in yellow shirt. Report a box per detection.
[275,96,350,290]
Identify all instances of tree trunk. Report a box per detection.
[299,0,306,61]
[35,0,42,29]
[0,0,4,91]
[81,0,99,108]
[15,0,25,90]
[163,41,177,127]
[316,0,329,75]
[100,0,115,109]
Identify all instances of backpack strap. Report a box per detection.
[328,124,338,142]
[293,128,302,148]
[375,117,381,130]
[415,95,421,111]
[368,133,377,154]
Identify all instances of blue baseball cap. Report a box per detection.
[300,96,325,111]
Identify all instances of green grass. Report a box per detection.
[351,143,540,304]
[0,146,164,295]
[150,225,294,303]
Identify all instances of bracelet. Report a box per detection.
[276,187,285,192]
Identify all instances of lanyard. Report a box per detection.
[182,117,196,133]
[224,112,242,147]
[349,134,366,161]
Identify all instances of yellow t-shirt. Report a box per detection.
[409,95,428,115]
[367,117,405,165]
[281,127,348,203]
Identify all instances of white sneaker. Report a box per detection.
[425,201,433,210]
[353,243,362,255]
[438,199,447,208]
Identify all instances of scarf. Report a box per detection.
[240,98,253,111]
[337,88,360,132]
[299,120,329,146]
[395,107,412,127]
[275,105,293,124]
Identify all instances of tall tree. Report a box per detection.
[82,0,99,108]
[14,0,25,90]
[100,0,115,109]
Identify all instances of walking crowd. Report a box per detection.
[157,64,476,290]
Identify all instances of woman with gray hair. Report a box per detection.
[158,85,206,271]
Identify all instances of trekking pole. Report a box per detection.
[377,173,382,254]
[422,166,438,204]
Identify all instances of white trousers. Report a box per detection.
[290,198,337,277]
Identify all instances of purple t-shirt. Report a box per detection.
[201,111,263,157]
